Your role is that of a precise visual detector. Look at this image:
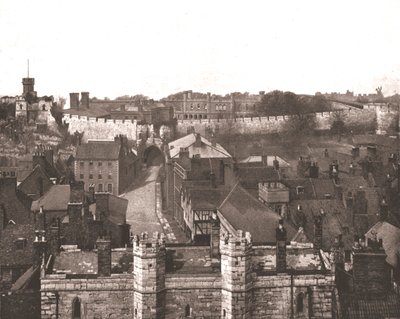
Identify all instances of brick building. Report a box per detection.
[74,137,139,195]
[165,90,264,120]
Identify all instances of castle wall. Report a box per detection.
[174,107,381,137]
[164,274,222,318]
[41,275,134,319]
[62,114,154,142]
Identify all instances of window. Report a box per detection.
[223,309,226,317]
[42,105,46,111]
[80,162,84,168]
[89,174,93,179]
[80,174,84,179]
[108,162,112,167]
[98,162,103,167]
[108,173,112,179]
[98,184,103,192]
[15,238,27,250]
[185,305,191,317]
[296,186,304,195]
[197,103,200,109]
[296,293,304,313]
[89,161,93,167]
[10,171,15,177]
[98,174,102,179]
[190,104,193,109]
[107,184,113,193]
[72,298,81,319]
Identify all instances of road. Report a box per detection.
[122,165,164,237]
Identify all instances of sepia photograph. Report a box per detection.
[0,0,399,318]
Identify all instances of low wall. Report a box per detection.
[62,114,153,142]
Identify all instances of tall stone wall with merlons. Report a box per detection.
[62,114,153,142]
[41,230,337,319]
[174,106,383,137]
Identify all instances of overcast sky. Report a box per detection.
[0,0,399,99]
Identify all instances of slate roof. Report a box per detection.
[75,141,121,160]
[0,224,35,267]
[289,199,353,251]
[107,194,128,225]
[218,183,298,243]
[238,155,290,167]
[17,164,53,200]
[31,185,70,211]
[52,249,133,274]
[343,293,400,319]
[0,178,32,224]
[168,133,231,159]
[186,187,229,210]
[365,221,400,268]
[236,166,280,188]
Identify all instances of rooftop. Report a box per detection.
[76,141,121,160]
[218,183,298,243]
[31,184,71,211]
[168,133,232,159]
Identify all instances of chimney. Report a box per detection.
[210,171,216,188]
[69,181,85,203]
[379,196,388,221]
[33,230,47,268]
[81,92,90,109]
[48,225,60,256]
[345,191,353,208]
[88,184,95,203]
[43,146,54,167]
[207,92,211,103]
[309,162,319,178]
[352,237,391,298]
[69,92,80,109]
[194,133,202,148]
[97,237,111,277]
[210,210,220,259]
[187,90,192,100]
[0,204,5,238]
[313,210,324,253]
[273,156,279,171]
[276,219,287,273]
[351,147,360,158]
[296,205,306,228]
[367,144,377,158]
[259,91,265,97]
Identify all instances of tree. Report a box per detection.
[330,112,346,137]
[283,114,317,137]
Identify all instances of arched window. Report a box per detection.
[72,297,81,319]
[296,292,304,313]
[185,304,191,317]
[223,309,226,317]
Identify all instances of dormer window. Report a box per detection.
[15,238,27,250]
[296,186,304,195]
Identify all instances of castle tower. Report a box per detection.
[220,230,253,319]
[133,232,166,319]
[22,77,35,96]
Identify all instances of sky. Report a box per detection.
[0,0,399,100]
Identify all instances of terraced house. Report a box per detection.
[74,137,139,195]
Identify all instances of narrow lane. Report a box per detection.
[122,165,164,236]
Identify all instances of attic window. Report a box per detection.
[296,186,304,195]
[15,238,27,250]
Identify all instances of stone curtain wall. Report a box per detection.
[41,275,134,319]
[175,107,383,136]
[62,114,154,142]
[253,274,335,319]
[164,275,222,318]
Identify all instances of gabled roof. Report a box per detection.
[17,164,53,200]
[365,221,400,268]
[0,224,35,267]
[76,141,121,160]
[186,187,229,210]
[218,183,297,243]
[31,185,70,211]
[168,133,231,159]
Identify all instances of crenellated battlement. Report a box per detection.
[133,231,166,258]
